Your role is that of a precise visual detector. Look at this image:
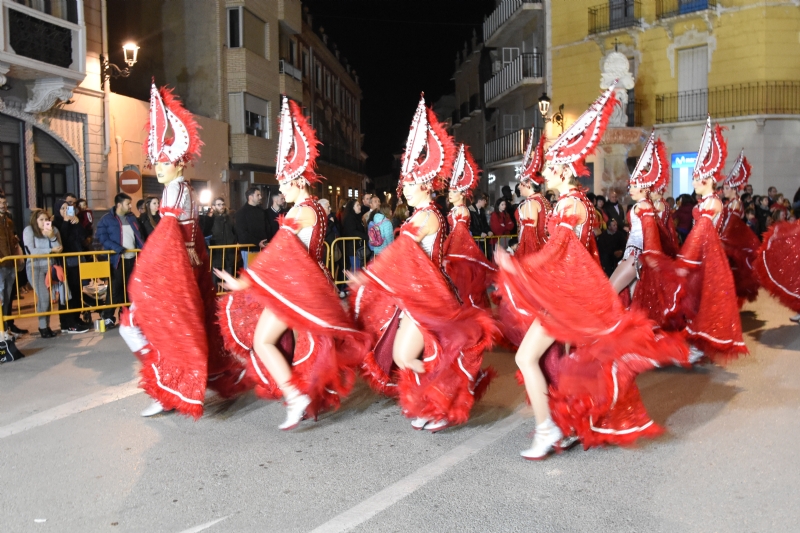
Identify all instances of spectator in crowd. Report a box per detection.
[772,208,788,224]
[490,198,514,237]
[336,199,348,227]
[361,193,373,214]
[319,198,345,294]
[138,196,160,241]
[755,195,772,236]
[367,203,394,256]
[745,183,754,196]
[592,193,608,234]
[363,194,381,227]
[77,198,94,239]
[603,189,626,228]
[266,191,287,238]
[767,186,778,206]
[64,192,78,208]
[235,187,269,260]
[0,196,25,335]
[96,193,143,329]
[666,196,676,210]
[597,218,628,278]
[342,199,368,271]
[23,209,62,338]
[207,197,237,284]
[136,199,147,218]
[500,185,518,233]
[745,208,759,234]
[469,193,492,238]
[673,193,695,243]
[392,201,409,230]
[53,200,90,333]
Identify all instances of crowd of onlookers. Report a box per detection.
[1,181,798,342]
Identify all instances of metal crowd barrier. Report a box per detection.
[472,234,517,256]
[329,237,368,287]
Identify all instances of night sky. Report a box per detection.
[302,0,495,178]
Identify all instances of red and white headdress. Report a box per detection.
[449,144,480,200]
[692,116,727,183]
[399,94,456,191]
[147,82,203,165]
[725,149,751,191]
[276,95,321,185]
[629,130,669,191]
[545,83,618,177]
[517,131,546,185]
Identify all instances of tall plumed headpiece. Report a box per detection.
[629,130,669,191]
[276,95,321,185]
[517,131,546,185]
[725,149,751,191]
[692,116,727,183]
[449,144,480,200]
[545,82,618,177]
[147,82,203,165]
[400,94,456,191]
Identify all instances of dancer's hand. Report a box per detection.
[397,358,426,374]
[214,269,250,291]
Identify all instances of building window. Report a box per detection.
[227,8,241,48]
[325,72,331,99]
[677,45,708,121]
[315,64,322,90]
[288,39,296,65]
[15,0,79,23]
[228,93,270,138]
[302,51,309,78]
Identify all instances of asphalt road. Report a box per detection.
[1,293,798,533]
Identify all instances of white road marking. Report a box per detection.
[176,516,229,533]
[0,379,141,439]
[309,410,526,533]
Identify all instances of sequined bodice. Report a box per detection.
[694,193,723,234]
[547,189,594,249]
[402,204,445,267]
[447,206,470,231]
[282,198,327,263]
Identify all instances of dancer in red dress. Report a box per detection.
[495,132,552,348]
[444,143,495,309]
[753,219,800,315]
[353,95,496,432]
[671,117,748,363]
[650,160,679,258]
[721,150,761,306]
[496,85,687,459]
[120,83,246,418]
[215,96,363,430]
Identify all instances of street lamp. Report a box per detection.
[537,92,551,118]
[101,42,140,84]
[538,92,564,133]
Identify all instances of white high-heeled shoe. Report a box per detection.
[411,418,429,430]
[425,419,451,433]
[688,345,705,364]
[141,401,166,417]
[520,419,563,461]
[279,392,311,431]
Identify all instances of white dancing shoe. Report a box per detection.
[141,401,169,417]
[425,419,451,433]
[411,418,429,430]
[790,314,800,323]
[688,345,705,364]
[520,418,563,461]
[279,393,311,431]
[558,435,580,451]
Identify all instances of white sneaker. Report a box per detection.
[141,401,165,417]
[790,314,800,323]
[411,417,429,430]
[425,419,451,433]
[688,345,704,364]
[520,419,563,460]
[279,393,311,431]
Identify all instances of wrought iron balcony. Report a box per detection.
[588,0,641,35]
[656,0,716,19]
[483,0,542,47]
[484,52,543,106]
[485,127,542,166]
[655,81,800,124]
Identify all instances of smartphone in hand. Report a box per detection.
[43,220,52,231]
[66,206,75,217]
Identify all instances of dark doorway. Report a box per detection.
[36,163,69,213]
[0,142,24,230]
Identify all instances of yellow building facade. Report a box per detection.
[547,0,800,198]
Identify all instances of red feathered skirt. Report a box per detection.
[217,229,364,419]
[754,220,800,313]
[351,235,496,425]
[721,216,761,306]
[495,221,688,448]
[123,217,247,419]
[674,218,748,363]
[444,223,495,309]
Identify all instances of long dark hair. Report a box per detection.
[145,196,160,229]
[494,197,508,214]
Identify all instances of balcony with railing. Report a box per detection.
[588,0,641,35]
[279,59,302,81]
[655,81,800,124]
[484,52,543,106]
[485,127,542,166]
[319,144,365,173]
[656,0,716,19]
[483,0,542,47]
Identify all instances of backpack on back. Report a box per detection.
[368,222,384,248]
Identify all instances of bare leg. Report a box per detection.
[515,319,555,424]
[393,312,425,374]
[252,308,292,388]
[609,257,638,295]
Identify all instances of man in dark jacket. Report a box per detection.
[234,187,268,263]
[603,189,626,229]
[469,194,492,237]
[206,197,237,284]
[266,191,288,238]
[95,193,144,328]
[597,219,628,277]
[53,199,91,333]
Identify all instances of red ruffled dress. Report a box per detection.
[122,178,247,419]
[443,206,496,309]
[720,199,761,305]
[655,202,680,258]
[353,204,496,425]
[754,220,800,313]
[672,194,748,362]
[217,198,364,419]
[497,188,688,449]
